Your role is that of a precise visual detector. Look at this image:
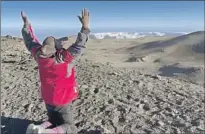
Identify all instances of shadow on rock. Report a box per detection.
[78,129,102,134]
[158,65,198,77]
[1,116,39,134]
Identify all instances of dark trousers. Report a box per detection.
[46,103,77,133]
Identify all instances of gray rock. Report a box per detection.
[156,120,165,126]
[81,85,89,89]
[5,35,13,39]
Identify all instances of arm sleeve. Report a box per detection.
[61,27,90,63]
[21,23,42,57]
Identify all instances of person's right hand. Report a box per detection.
[78,8,90,29]
[21,11,29,25]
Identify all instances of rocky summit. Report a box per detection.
[1,36,204,134]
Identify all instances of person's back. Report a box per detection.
[21,9,90,134]
[37,53,77,105]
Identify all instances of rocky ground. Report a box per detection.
[1,36,205,134]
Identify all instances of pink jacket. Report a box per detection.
[21,24,90,106]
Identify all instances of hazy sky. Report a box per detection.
[1,1,204,36]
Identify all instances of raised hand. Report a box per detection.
[21,11,29,24]
[78,8,90,29]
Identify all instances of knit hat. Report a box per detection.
[40,36,56,56]
[40,36,69,57]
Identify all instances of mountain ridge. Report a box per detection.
[89,32,189,39]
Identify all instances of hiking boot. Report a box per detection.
[26,124,38,134]
[26,124,44,134]
[33,127,56,134]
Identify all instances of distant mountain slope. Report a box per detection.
[126,31,204,55]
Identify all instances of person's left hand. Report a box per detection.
[21,11,29,24]
[78,8,90,29]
